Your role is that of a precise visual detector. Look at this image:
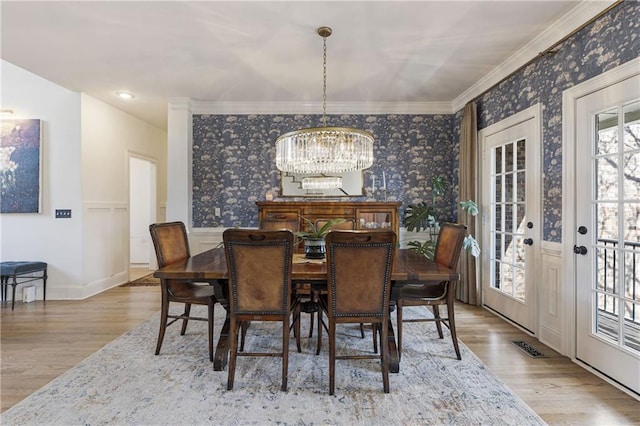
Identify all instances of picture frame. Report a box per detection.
[1,119,42,213]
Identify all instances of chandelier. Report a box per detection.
[275,26,374,175]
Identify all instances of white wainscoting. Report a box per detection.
[83,202,130,299]
[539,241,563,353]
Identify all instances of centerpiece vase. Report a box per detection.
[304,237,326,259]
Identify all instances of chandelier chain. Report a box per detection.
[322,34,328,128]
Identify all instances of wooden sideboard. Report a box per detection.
[256,201,402,237]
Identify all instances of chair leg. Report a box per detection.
[227,319,239,390]
[282,316,289,392]
[316,308,322,355]
[180,303,192,335]
[240,321,248,352]
[380,320,390,393]
[447,295,462,360]
[432,305,444,339]
[308,290,315,338]
[292,301,301,353]
[329,320,336,395]
[155,299,169,355]
[372,323,378,354]
[396,300,403,361]
[208,302,215,362]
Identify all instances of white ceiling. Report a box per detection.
[1,1,611,130]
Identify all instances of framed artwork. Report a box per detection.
[1,119,42,213]
[281,170,364,197]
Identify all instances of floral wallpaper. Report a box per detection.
[476,0,640,242]
[192,1,639,241]
[192,114,455,228]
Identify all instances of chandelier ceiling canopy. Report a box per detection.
[275,26,374,175]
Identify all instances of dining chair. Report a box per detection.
[316,230,396,395]
[396,222,467,361]
[306,218,364,339]
[149,221,218,362]
[222,229,299,391]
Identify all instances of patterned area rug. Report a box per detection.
[120,273,159,287]
[0,306,545,425]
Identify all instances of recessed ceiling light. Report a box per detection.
[0,109,14,115]
[115,91,135,100]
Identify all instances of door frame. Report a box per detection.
[128,151,158,274]
[478,103,542,334]
[562,58,640,391]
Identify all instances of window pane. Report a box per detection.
[516,203,526,234]
[597,203,619,241]
[622,101,640,152]
[505,173,514,202]
[494,233,502,261]
[505,142,514,173]
[596,108,618,155]
[623,152,639,201]
[495,175,502,202]
[515,266,525,301]
[516,171,525,202]
[624,249,640,303]
[596,246,617,293]
[503,263,514,295]
[505,204,513,233]
[495,146,502,174]
[623,302,640,353]
[596,293,619,341]
[515,237,525,265]
[623,203,640,242]
[495,204,502,232]
[516,139,526,170]
[493,261,501,289]
[596,156,618,201]
[504,233,514,263]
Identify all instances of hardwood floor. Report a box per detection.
[2,287,638,424]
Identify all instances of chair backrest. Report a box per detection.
[325,230,396,319]
[259,218,299,233]
[149,221,190,268]
[223,229,294,317]
[315,219,356,230]
[434,222,468,270]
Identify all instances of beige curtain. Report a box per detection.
[456,101,479,305]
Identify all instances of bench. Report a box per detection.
[0,261,48,311]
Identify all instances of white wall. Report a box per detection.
[81,94,167,297]
[0,60,167,301]
[1,60,84,299]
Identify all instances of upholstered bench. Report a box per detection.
[0,261,48,311]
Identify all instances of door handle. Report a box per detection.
[523,238,533,246]
[573,245,588,255]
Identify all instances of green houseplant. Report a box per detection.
[404,176,480,259]
[295,217,346,259]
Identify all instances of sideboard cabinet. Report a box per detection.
[256,201,402,237]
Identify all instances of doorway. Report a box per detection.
[129,154,157,280]
[574,74,640,395]
[480,104,542,334]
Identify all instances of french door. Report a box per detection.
[481,105,541,334]
[575,74,640,394]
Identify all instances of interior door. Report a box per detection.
[575,75,640,394]
[481,107,541,334]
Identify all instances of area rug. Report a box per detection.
[0,306,545,425]
[120,273,159,287]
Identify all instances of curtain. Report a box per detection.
[456,101,479,305]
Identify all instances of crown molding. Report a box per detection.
[451,0,618,112]
[188,100,453,115]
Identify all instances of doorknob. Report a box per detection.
[523,238,533,246]
[573,245,588,255]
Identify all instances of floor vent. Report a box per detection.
[511,340,546,358]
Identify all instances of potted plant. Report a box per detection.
[295,216,346,259]
[404,176,480,259]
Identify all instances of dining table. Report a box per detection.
[154,247,459,373]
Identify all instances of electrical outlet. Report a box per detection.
[55,209,72,218]
[215,207,221,216]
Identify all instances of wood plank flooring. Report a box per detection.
[1,287,638,424]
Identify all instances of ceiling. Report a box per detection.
[1,1,605,130]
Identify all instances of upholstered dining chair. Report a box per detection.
[306,218,362,339]
[222,229,299,391]
[317,230,396,395]
[149,221,218,361]
[396,222,467,361]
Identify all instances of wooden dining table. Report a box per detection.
[154,247,459,373]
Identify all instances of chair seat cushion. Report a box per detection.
[400,281,446,300]
[168,281,216,299]
[0,261,47,276]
